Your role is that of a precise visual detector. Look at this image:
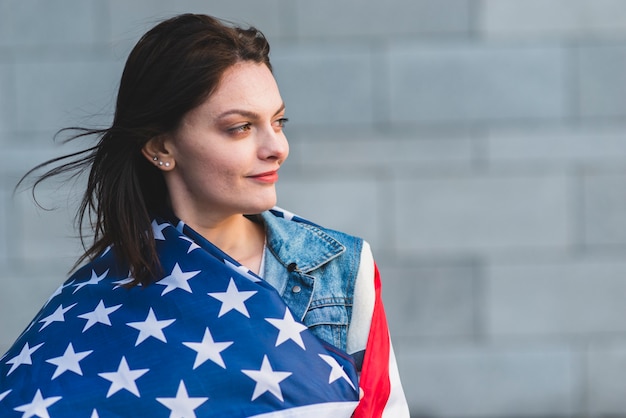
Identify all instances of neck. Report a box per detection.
[182,213,266,274]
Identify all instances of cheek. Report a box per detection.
[194,156,246,190]
[174,139,250,184]
[179,143,229,172]
[207,154,245,176]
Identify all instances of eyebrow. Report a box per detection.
[216,102,286,120]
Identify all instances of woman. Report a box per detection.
[0,14,409,417]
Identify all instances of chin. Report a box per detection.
[243,197,277,215]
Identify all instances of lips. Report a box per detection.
[248,170,279,183]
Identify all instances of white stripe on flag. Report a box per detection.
[249,401,359,418]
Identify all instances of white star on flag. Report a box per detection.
[208,278,257,318]
[179,236,200,253]
[266,307,308,349]
[319,354,356,390]
[0,389,11,401]
[78,300,122,332]
[242,355,292,402]
[100,245,112,257]
[98,356,149,398]
[127,308,176,346]
[73,269,109,294]
[38,303,77,331]
[13,389,62,418]
[157,263,200,295]
[156,380,208,418]
[91,409,99,418]
[276,207,296,220]
[152,220,169,240]
[46,343,93,379]
[112,276,134,289]
[224,259,261,283]
[183,327,233,369]
[112,270,140,290]
[6,342,44,376]
[43,284,64,307]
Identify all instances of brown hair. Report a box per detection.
[19,14,272,286]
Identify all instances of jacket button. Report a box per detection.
[292,285,301,293]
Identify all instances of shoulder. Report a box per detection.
[260,207,365,272]
[262,207,364,251]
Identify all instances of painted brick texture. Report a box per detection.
[2,1,626,417]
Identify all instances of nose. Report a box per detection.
[259,126,289,164]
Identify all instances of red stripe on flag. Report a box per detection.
[352,264,391,418]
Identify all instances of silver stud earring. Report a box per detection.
[158,161,164,166]
[164,162,171,167]
[152,156,158,161]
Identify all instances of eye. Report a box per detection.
[229,123,252,134]
[274,118,289,129]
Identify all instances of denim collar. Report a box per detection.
[259,211,346,273]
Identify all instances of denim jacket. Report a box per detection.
[258,210,363,352]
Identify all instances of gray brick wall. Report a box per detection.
[3,1,626,416]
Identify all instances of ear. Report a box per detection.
[141,135,175,171]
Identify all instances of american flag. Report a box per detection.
[0,217,360,417]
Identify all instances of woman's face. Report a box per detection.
[159,61,289,224]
